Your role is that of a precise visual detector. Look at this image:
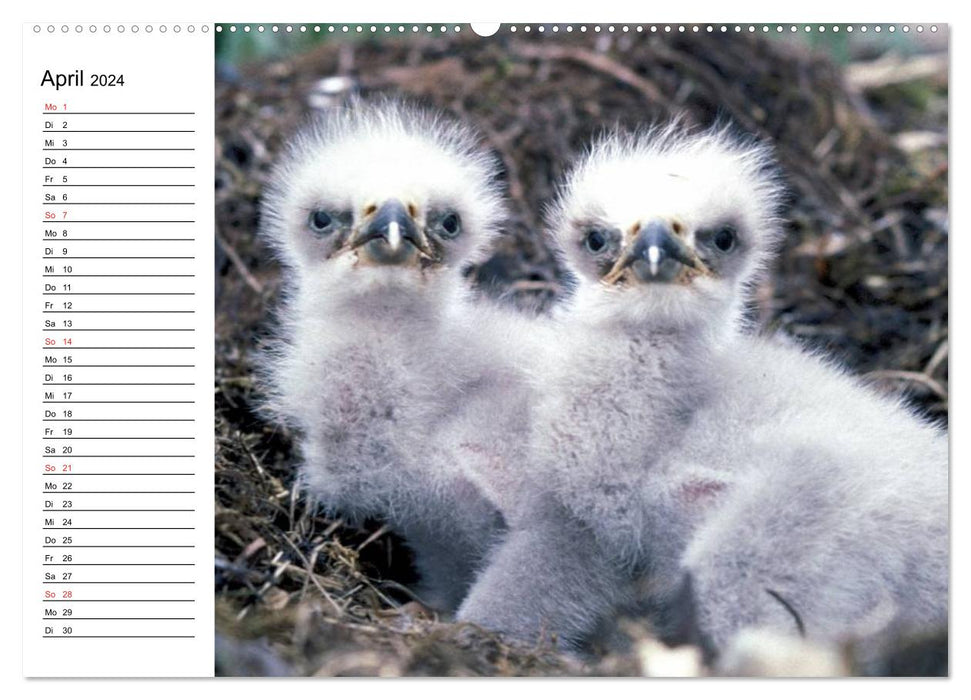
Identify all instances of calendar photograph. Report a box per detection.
[211,24,949,677]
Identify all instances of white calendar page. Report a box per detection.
[21,23,215,678]
[10,0,968,690]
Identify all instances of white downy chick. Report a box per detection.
[458,125,948,662]
[258,99,509,611]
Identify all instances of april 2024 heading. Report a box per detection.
[40,70,125,89]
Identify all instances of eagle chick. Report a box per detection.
[458,125,948,660]
[259,100,508,611]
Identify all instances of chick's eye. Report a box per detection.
[440,212,461,239]
[585,229,608,254]
[308,210,333,233]
[714,226,737,252]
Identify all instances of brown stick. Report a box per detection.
[216,228,265,295]
[513,43,674,111]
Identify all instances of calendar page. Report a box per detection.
[19,14,953,681]
[21,22,215,678]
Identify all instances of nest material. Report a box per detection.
[214,30,948,676]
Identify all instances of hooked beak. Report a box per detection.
[603,220,704,284]
[348,199,437,265]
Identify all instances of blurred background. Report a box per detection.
[214,25,948,676]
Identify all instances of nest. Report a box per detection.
[214,29,948,676]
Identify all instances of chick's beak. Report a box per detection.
[350,199,435,265]
[604,219,702,284]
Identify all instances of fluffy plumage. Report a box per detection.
[678,339,947,656]
[259,100,512,611]
[458,125,948,657]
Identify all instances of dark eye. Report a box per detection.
[309,209,333,233]
[440,212,461,239]
[585,229,608,254]
[713,226,736,252]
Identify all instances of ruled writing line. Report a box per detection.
[42,111,196,114]
[43,130,196,133]
[41,203,195,206]
[43,148,195,151]
[40,220,196,223]
[42,437,195,440]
